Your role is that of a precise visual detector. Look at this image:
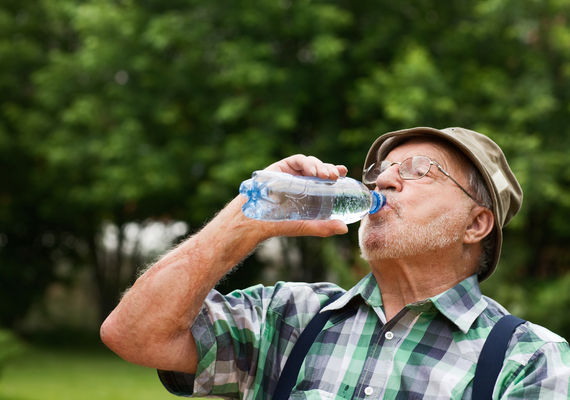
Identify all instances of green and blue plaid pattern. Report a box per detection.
[158,274,570,399]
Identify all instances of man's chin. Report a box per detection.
[358,221,390,261]
[359,242,393,262]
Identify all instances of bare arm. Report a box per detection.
[100,155,348,374]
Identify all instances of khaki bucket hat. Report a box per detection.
[363,127,523,281]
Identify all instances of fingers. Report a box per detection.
[260,219,349,239]
[266,154,348,180]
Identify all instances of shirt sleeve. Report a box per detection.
[158,281,343,398]
[498,328,570,399]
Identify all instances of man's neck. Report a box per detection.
[369,252,475,321]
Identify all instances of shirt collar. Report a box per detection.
[322,273,487,334]
[321,273,382,311]
[427,274,488,333]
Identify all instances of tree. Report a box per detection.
[1,0,570,337]
[0,0,75,328]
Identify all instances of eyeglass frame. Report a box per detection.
[362,156,484,207]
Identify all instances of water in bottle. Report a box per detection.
[239,170,386,224]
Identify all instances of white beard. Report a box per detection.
[358,193,470,261]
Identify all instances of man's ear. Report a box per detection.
[464,207,494,244]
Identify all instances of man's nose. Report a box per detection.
[375,163,403,192]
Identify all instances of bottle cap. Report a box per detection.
[369,191,385,215]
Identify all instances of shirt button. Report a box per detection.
[364,386,374,396]
[385,331,394,340]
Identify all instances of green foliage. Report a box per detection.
[0,0,79,327]
[0,0,570,337]
[529,273,570,335]
[0,329,24,378]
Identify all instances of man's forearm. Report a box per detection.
[100,195,270,373]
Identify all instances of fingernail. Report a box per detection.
[310,166,317,176]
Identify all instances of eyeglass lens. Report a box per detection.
[365,156,432,183]
[386,157,431,179]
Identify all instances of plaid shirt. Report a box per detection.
[158,273,570,399]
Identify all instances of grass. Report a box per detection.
[0,343,210,400]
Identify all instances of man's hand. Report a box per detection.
[254,154,350,238]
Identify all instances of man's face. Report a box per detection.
[358,138,475,262]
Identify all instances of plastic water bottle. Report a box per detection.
[239,170,385,224]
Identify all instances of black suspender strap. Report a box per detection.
[272,292,344,400]
[273,297,524,400]
[472,314,526,400]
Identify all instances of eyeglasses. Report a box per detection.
[362,156,483,206]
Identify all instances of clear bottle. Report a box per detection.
[239,170,385,224]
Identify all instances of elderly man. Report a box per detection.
[101,127,570,399]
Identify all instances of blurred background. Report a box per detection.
[1,0,570,398]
